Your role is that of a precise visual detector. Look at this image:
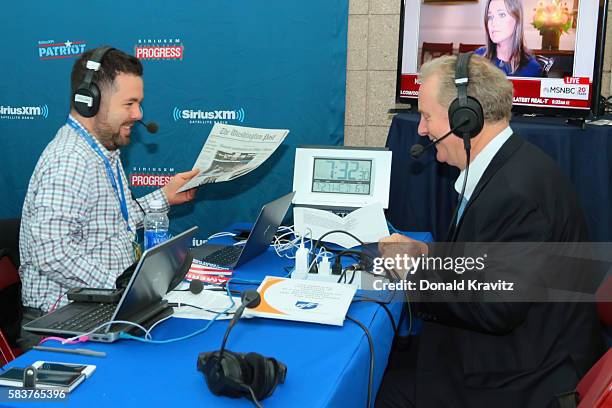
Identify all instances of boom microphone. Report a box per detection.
[410,118,469,159]
[220,290,261,353]
[137,120,159,134]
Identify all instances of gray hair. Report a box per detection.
[419,54,514,122]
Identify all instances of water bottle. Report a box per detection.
[144,200,169,250]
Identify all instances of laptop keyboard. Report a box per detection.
[201,245,243,267]
[49,303,116,332]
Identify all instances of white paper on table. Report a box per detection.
[164,285,241,320]
[244,276,356,326]
[293,202,390,248]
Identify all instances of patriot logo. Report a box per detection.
[38,40,86,60]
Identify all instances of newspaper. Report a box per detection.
[177,123,289,192]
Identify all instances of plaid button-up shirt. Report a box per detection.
[20,115,169,312]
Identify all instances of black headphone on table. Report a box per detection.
[196,290,287,403]
[198,349,287,402]
[448,52,484,150]
[73,46,115,118]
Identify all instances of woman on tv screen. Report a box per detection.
[475,0,542,77]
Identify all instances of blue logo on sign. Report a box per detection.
[172,107,246,124]
[295,301,319,310]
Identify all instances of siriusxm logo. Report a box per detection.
[295,301,319,310]
[38,40,86,60]
[0,105,49,120]
[173,107,246,124]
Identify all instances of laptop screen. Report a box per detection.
[235,191,295,267]
[113,227,197,321]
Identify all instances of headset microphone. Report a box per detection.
[410,118,469,159]
[137,120,159,134]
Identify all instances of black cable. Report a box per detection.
[173,287,242,296]
[334,249,372,259]
[347,267,357,284]
[314,229,366,248]
[351,298,398,337]
[361,267,399,282]
[359,266,413,336]
[167,302,234,316]
[311,230,378,260]
[309,230,375,276]
[318,231,411,347]
[337,267,348,284]
[346,315,375,408]
[131,193,147,216]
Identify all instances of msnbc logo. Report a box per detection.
[0,104,49,120]
[38,40,86,60]
[172,107,246,124]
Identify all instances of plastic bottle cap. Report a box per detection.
[150,200,164,210]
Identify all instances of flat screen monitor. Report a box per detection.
[397,0,609,116]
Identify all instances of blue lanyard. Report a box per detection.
[67,116,132,233]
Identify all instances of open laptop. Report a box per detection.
[24,226,198,343]
[192,192,295,268]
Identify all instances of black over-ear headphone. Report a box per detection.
[196,290,287,403]
[197,350,287,401]
[447,52,484,149]
[73,46,114,118]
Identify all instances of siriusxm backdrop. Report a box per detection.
[0,1,348,241]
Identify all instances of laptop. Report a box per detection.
[192,192,295,268]
[24,226,198,342]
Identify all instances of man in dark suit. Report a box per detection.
[376,54,604,407]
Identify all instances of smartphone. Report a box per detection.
[67,287,123,303]
[0,361,96,391]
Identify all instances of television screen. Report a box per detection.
[397,0,607,115]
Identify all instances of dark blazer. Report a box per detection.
[413,134,604,407]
